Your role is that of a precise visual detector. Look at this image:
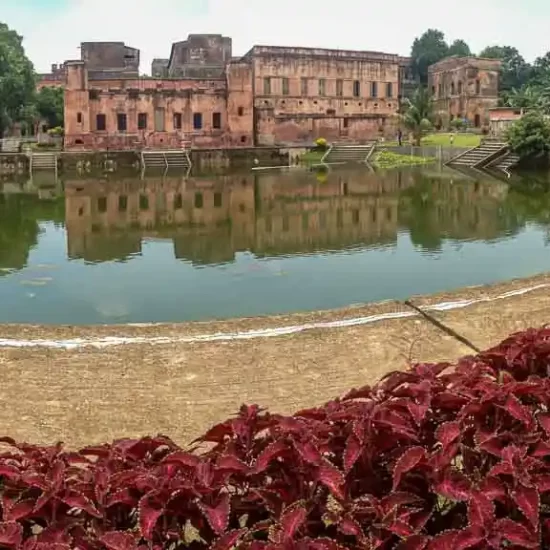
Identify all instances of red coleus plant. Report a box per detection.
[3,328,550,548]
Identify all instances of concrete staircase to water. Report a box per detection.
[29,152,58,172]
[321,143,375,164]
[447,141,508,169]
[487,151,520,172]
[141,150,192,170]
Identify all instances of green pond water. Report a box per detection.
[2,166,550,325]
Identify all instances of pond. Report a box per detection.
[2,166,550,325]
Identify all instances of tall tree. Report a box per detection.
[448,39,471,57]
[531,51,550,86]
[0,22,35,137]
[401,87,434,146]
[410,29,449,85]
[35,86,64,129]
[479,45,531,93]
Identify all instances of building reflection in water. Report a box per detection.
[62,167,517,265]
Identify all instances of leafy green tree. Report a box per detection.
[401,87,434,146]
[0,22,36,137]
[448,39,471,57]
[479,45,531,93]
[507,111,550,160]
[504,85,543,110]
[411,29,449,85]
[35,86,64,129]
[531,52,550,86]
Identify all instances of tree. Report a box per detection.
[531,51,550,86]
[479,45,531,93]
[35,86,64,129]
[401,87,434,146]
[448,39,471,57]
[0,22,36,137]
[410,29,449,85]
[507,111,550,160]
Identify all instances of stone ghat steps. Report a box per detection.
[489,151,520,171]
[447,142,508,168]
[141,150,191,169]
[29,152,58,171]
[322,144,375,164]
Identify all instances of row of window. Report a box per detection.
[94,112,223,132]
[95,191,224,214]
[263,77,394,99]
[433,79,481,97]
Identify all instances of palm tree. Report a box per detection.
[401,87,434,146]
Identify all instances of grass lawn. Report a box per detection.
[381,133,482,148]
[300,150,325,164]
[419,133,481,147]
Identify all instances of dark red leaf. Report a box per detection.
[316,461,345,500]
[468,491,494,527]
[0,522,22,548]
[343,434,362,473]
[199,494,230,535]
[495,518,538,548]
[216,454,249,473]
[512,484,540,529]
[3,499,35,521]
[503,394,534,429]
[338,516,363,540]
[280,502,307,540]
[162,451,200,469]
[294,439,323,466]
[60,490,102,518]
[211,529,247,550]
[138,495,164,540]
[100,532,138,550]
[392,447,426,490]
[435,422,461,448]
[434,470,471,501]
[0,465,20,481]
[254,441,288,473]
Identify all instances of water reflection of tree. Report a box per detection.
[398,172,524,253]
[0,194,64,274]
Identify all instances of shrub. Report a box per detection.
[314,138,328,151]
[46,126,63,136]
[450,118,465,131]
[3,328,550,548]
[507,111,550,160]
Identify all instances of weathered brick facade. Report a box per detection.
[246,46,401,145]
[428,56,501,129]
[62,37,407,151]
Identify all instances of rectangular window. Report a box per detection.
[386,82,393,98]
[173,113,182,130]
[154,108,165,132]
[118,195,127,212]
[77,112,82,124]
[343,118,349,128]
[97,197,107,213]
[173,193,183,210]
[238,107,244,116]
[370,82,378,98]
[319,78,326,96]
[117,113,127,132]
[214,192,222,208]
[194,192,203,209]
[282,77,289,95]
[263,77,271,95]
[212,112,221,129]
[336,79,343,96]
[475,79,481,94]
[353,80,361,97]
[137,113,147,130]
[301,78,308,96]
[96,114,106,131]
[193,112,202,130]
[458,81,463,94]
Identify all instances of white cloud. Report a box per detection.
[5,0,550,73]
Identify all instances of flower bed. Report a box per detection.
[2,328,550,549]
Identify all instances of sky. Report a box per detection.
[4,0,550,74]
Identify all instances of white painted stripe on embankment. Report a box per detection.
[0,283,548,350]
